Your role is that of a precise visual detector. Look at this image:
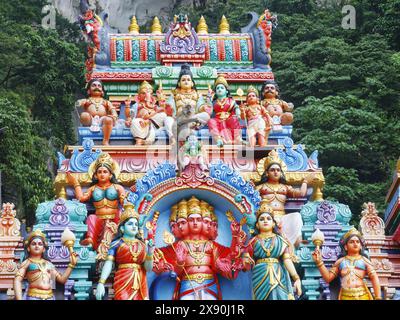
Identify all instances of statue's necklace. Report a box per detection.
[259,235,276,257]
[89,98,103,112]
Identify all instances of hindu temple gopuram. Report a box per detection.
[1,4,400,301]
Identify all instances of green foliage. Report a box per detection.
[175,0,400,217]
[0,1,84,221]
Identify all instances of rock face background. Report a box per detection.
[53,0,181,32]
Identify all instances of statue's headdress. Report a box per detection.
[138,81,153,94]
[247,85,259,97]
[170,204,178,223]
[257,149,287,177]
[88,152,120,179]
[177,199,188,220]
[341,227,364,244]
[25,229,48,247]
[214,74,229,90]
[187,196,201,216]
[119,202,139,225]
[256,199,276,220]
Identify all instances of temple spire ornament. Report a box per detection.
[151,16,162,34]
[197,16,208,35]
[219,15,230,34]
[128,16,139,34]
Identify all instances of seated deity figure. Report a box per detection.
[240,85,272,147]
[208,75,243,147]
[260,80,294,126]
[14,230,78,300]
[312,228,382,300]
[66,153,126,252]
[178,133,208,171]
[163,64,211,143]
[76,79,118,145]
[158,196,244,300]
[256,150,314,247]
[242,203,302,300]
[125,81,175,145]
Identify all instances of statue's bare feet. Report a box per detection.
[102,140,109,146]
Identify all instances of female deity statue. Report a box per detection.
[96,203,154,300]
[125,81,175,145]
[240,85,272,147]
[312,228,382,300]
[14,230,78,300]
[163,64,211,143]
[256,149,313,246]
[242,202,302,300]
[208,75,242,147]
[66,153,126,252]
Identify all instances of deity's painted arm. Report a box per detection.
[364,257,382,299]
[95,243,118,300]
[282,100,294,112]
[116,185,127,206]
[107,101,118,122]
[242,238,256,272]
[144,240,155,272]
[232,100,241,117]
[13,260,29,300]
[282,246,302,295]
[66,172,92,202]
[54,251,78,284]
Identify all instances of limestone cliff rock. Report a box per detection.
[53,0,187,32]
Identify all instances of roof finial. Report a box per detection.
[151,16,162,34]
[219,15,230,34]
[197,15,208,35]
[129,16,140,34]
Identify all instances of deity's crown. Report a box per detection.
[138,81,153,94]
[187,196,202,216]
[88,152,120,178]
[120,202,139,224]
[257,149,288,177]
[170,204,178,223]
[214,74,229,90]
[177,199,188,219]
[200,200,212,219]
[256,199,276,220]
[247,85,259,97]
[25,229,48,247]
[342,227,363,242]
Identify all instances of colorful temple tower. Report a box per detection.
[2,6,399,300]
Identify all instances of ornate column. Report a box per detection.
[0,203,23,299]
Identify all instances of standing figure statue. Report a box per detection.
[256,150,314,246]
[125,81,175,145]
[312,228,382,300]
[178,134,208,171]
[66,153,126,252]
[240,85,272,147]
[260,80,294,126]
[208,75,242,147]
[158,196,243,300]
[76,79,118,145]
[96,203,154,300]
[164,64,211,143]
[14,230,78,300]
[242,203,302,300]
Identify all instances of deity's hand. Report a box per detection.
[69,251,79,266]
[66,172,77,186]
[146,239,155,256]
[311,247,322,264]
[230,221,241,237]
[293,279,302,296]
[175,242,187,266]
[216,258,231,274]
[286,102,294,112]
[125,119,132,127]
[140,120,149,128]
[95,283,105,300]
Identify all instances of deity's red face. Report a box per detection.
[201,217,212,238]
[138,88,153,104]
[263,84,277,98]
[188,214,203,234]
[170,222,181,239]
[267,164,282,182]
[29,238,45,257]
[179,75,193,90]
[345,236,362,255]
[247,92,258,105]
[177,218,189,238]
[210,221,218,240]
[95,166,112,183]
[89,80,104,97]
